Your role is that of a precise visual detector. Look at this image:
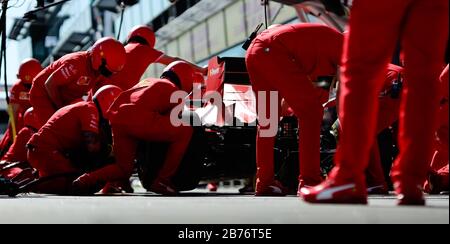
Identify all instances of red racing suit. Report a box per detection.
[2,126,35,163]
[366,64,404,189]
[29,52,100,126]
[27,101,100,181]
[109,43,163,90]
[81,78,192,186]
[0,79,31,155]
[0,126,36,179]
[245,23,343,191]
[335,0,449,197]
[92,43,164,94]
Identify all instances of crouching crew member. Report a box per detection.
[0,108,40,179]
[26,86,122,194]
[424,65,449,194]
[76,61,195,196]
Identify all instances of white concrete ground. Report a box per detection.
[0,187,448,224]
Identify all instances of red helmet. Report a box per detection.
[161,61,195,93]
[23,107,41,130]
[89,37,126,77]
[127,25,156,48]
[17,58,43,84]
[93,85,123,117]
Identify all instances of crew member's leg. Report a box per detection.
[391,0,449,205]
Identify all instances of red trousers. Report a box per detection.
[89,110,193,184]
[27,146,78,193]
[336,0,449,190]
[366,97,401,187]
[246,40,329,190]
[28,147,77,178]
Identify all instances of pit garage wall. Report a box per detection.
[144,0,300,79]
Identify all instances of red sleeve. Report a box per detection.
[9,82,20,102]
[9,82,29,106]
[80,104,99,134]
[148,48,164,63]
[49,62,81,87]
[87,163,133,184]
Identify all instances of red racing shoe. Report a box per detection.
[150,178,178,196]
[297,178,324,196]
[255,180,288,197]
[300,177,368,204]
[394,182,425,206]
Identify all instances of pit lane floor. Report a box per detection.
[0,185,448,224]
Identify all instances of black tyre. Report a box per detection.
[136,127,207,192]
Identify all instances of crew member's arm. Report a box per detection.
[158,54,208,75]
[9,103,21,126]
[9,84,27,124]
[44,63,79,108]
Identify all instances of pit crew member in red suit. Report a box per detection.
[77,61,196,196]
[301,0,449,205]
[245,23,343,196]
[0,59,42,156]
[29,37,126,126]
[26,85,122,194]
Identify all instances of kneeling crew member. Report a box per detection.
[26,85,122,194]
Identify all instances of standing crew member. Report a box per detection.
[74,61,196,196]
[29,37,126,126]
[0,59,42,155]
[301,0,449,205]
[327,64,404,194]
[245,23,343,196]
